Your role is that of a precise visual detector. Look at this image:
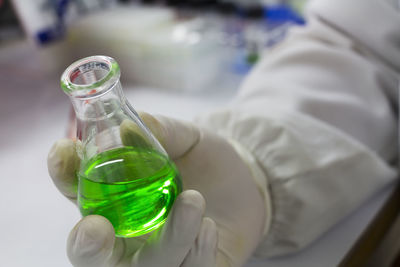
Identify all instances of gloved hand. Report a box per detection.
[48,112,269,267]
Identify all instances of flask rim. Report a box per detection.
[60,55,121,99]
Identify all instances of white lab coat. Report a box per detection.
[198,0,399,257]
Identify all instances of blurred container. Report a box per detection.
[65,6,227,92]
[11,0,117,45]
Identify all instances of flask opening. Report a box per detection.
[61,55,121,99]
[70,61,110,86]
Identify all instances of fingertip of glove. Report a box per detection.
[120,119,152,148]
[68,215,115,260]
[199,217,218,251]
[179,217,218,267]
[48,139,74,160]
[168,190,205,240]
[137,111,165,144]
[200,217,218,246]
[178,190,206,214]
[48,139,79,179]
[138,113,201,159]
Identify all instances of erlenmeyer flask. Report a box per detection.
[61,55,182,238]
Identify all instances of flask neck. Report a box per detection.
[61,56,123,121]
[61,56,168,159]
[69,81,126,121]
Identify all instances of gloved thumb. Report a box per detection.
[67,215,121,267]
[138,112,200,160]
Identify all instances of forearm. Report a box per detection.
[198,0,399,257]
[199,106,397,257]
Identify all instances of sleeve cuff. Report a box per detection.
[227,138,273,238]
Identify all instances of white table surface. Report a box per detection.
[0,41,394,267]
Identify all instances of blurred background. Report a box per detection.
[0,0,397,266]
[4,0,306,91]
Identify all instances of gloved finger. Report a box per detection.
[120,119,152,149]
[138,112,200,160]
[47,138,80,200]
[180,217,218,267]
[67,215,124,267]
[132,190,205,267]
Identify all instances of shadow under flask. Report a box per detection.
[61,55,182,238]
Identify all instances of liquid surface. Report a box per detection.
[78,147,182,237]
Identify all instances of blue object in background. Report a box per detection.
[231,4,306,75]
[36,0,70,45]
[264,4,305,25]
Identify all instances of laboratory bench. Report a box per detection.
[0,40,398,267]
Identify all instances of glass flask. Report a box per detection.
[61,55,182,238]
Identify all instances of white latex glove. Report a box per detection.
[48,112,268,267]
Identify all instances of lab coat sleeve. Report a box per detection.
[197,0,399,257]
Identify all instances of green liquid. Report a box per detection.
[78,147,182,237]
